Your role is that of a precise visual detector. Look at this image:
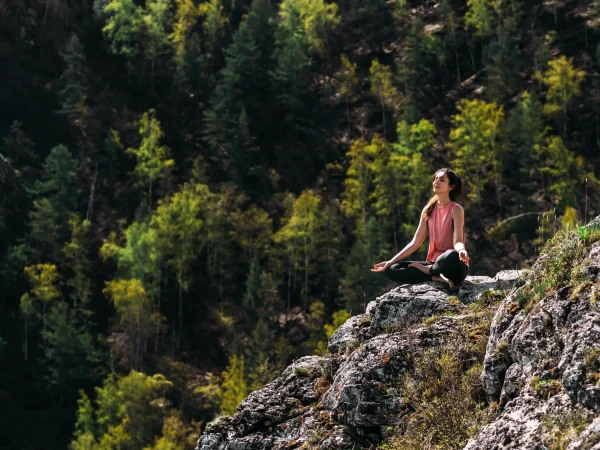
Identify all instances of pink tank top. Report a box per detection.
[426,202,458,262]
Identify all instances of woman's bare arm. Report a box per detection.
[452,205,470,265]
[372,209,429,272]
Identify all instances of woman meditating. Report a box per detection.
[371,168,470,288]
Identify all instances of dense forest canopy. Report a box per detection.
[1,0,600,448]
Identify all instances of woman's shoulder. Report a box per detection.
[452,202,464,214]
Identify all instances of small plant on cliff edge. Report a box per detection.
[541,408,592,450]
[381,336,490,450]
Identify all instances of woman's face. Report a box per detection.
[432,171,453,195]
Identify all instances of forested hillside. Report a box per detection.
[1,0,599,448]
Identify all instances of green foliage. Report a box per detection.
[304,300,326,353]
[102,0,144,59]
[29,144,80,260]
[536,56,586,119]
[339,217,388,313]
[103,279,163,370]
[541,409,592,450]
[505,91,546,195]
[170,0,201,59]
[279,0,340,54]
[63,214,93,309]
[485,16,522,101]
[201,0,227,61]
[465,0,499,38]
[342,138,377,235]
[324,309,351,338]
[41,301,99,396]
[126,109,175,207]
[58,35,89,116]
[396,19,442,121]
[142,0,173,83]
[100,220,162,299]
[448,99,504,204]
[385,339,489,449]
[273,190,329,307]
[71,371,174,449]
[197,354,249,416]
[369,60,400,131]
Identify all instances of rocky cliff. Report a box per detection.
[196,218,600,450]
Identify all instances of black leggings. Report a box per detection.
[385,249,468,285]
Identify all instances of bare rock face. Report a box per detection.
[469,240,600,450]
[196,274,521,450]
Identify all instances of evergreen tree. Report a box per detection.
[2,120,36,173]
[28,144,80,261]
[346,0,394,52]
[339,217,387,313]
[58,35,89,117]
[396,19,442,123]
[41,301,98,399]
[439,0,462,83]
[505,91,546,198]
[271,1,313,185]
[485,16,522,101]
[201,0,227,69]
[203,0,275,192]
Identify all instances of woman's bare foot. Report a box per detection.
[432,274,454,289]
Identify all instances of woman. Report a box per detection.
[371,168,470,288]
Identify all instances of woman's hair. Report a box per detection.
[421,168,463,221]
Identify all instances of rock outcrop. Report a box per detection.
[467,239,600,449]
[196,271,523,450]
[197,221,600,450]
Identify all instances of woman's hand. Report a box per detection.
[459,249,470,266]
[371,261,391,272]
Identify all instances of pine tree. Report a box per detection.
[339,217,388,313]
[485,16,522,101]
[41,301,98,399]
[58,35,89,117]
[28,144,80,261]
[505,91,546,198]
[396,19,442,123]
